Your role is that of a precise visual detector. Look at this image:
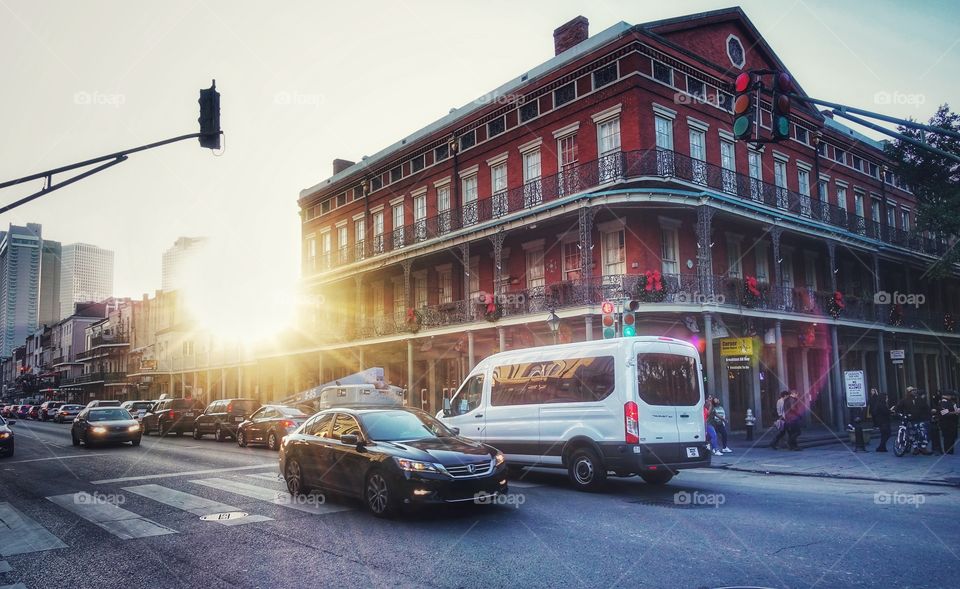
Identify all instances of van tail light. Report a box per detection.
[624,401,640,444]
[227,403,233,413]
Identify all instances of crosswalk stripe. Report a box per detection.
[246,472,283,482]
[191,478,352,515]
[0,560,13,572]
[46,493,177,540]
[0,583,28,589]
[507,480,542,488]
[123,484,272,526]
[0,502,67,556]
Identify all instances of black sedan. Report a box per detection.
[237,405,309,450]
[0,415,14,458]
[71,408,142,447]
[279,407,507,517]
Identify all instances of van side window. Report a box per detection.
[451,375,484,415]
[636,354,699,406]
[491,356,616,406]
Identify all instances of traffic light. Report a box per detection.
[198,80,221,149]
[732,72,755,141]
[622,300,639,337]
[601,300,616,339]
[771,71,792,141]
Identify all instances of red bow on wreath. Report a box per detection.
[405,308,416,322]
[644,270,664,292]
[833,291,845,309]
[482,292,496,315]
[745,276,761,297]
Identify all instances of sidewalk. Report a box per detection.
[709,427,960,487]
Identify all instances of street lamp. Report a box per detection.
[546,310,561,345]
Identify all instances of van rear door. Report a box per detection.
[633,343,702,447]
[668,344,706,445]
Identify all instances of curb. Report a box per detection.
[710,464,960,488]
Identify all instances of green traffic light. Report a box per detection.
[603,327,616,339]
[774,116,790,138]
[622,326,636,337]
[733,116,751,139]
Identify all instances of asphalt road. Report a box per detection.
[1,419,957,589]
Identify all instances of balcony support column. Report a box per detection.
[402,259,413,312]
[578,206,596,288]
[827,241,837,293]
[354,276,366,337]
[489,230,506,300]
[771,226,783,310]
[696,206,716,298]
[584,315,594,341]
[877,331,888,395]
[317,351,324,387]
[703,312,716,398]
[406,339,414,408]
[467,331,475,371]
[460,242,472,320]
[872,254,882,322]
[498,326,506,353]
[830,325,844,431]
[221,367,226,400]
[775,319,786,392]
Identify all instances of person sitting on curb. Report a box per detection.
[710,396,733,453]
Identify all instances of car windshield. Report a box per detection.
[360,411,453,441]
[277,406,307,417]
[64,405,82,411]
[128,402,153,411]
[88,409,133,422]
[229,400,259,413]
[170,399,200,410]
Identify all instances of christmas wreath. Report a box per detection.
[827,291,845,320]
[945,312,956,333]
[741,275,762,308]
[635,270,667,302]
[889,303,903,326]
[405,307,422,333]
[480,293,502,322]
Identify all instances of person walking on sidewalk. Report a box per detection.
[770,391,790,449]
[710,396,733,453]
[939,392,959,455]
[896,386,932,455]
[784,389,804,451]
[930,392,944,455]
[868,388,892,452]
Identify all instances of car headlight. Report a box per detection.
[394,457,440,473]
[91,426,107,434]
[494,452,505,466]
[128,425,140,432]
[0,432,10,439]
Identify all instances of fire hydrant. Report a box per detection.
[745,409,756,441]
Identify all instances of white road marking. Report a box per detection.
[0,503,67,556]
[191,478,352,515]
[507,480,542,488]
[0,583,28,589]
[46,493,177,539]
[5,454,109,464]
[91,463,277,484]
[0,560,13,572]
[123,484,272,526]
[246,473,283,482]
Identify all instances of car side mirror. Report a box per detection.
[451,427,460,436]
[7,420,15,426]
[340,434,360,446]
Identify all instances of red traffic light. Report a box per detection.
[775,72,792,93]
[734,72,752,93]
[601,301,614,314]
[775,94,791,114]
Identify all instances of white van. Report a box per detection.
[438,336,710,490]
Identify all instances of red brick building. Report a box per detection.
[293,8,959,430]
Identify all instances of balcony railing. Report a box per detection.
[60,372,127,386]
[314,149,950,271]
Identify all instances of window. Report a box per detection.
[526,249,544,289]
[869,162,879,178]
[602,228,625,277]
[337,225,348,262]
[522,149,542,206]
[370,176,383,192]
[320,231,332,269]
[487,117,505,137]
[336,193,347,207]
[321,200,332,215]
[438,268,453,304]
[459,130,475,151]
[389,167,401,183]
[331,414,361,441]
[372,282,385,318]
[720,140,736,193]
[558,133,578,195]
[817,142,827,157]
[796,126,808,144]
[660,225,679,275]
[773,160,788,207]
[817,179,828,202]
[653,61,673,85]
[519,101,538,123]
[871,199,881,223]
[305,413,334,437]
[886,204,897,228]
[726,238,743,278]
[354,218,366,259]
[411,154,425,173]
[836,185,847,212]
[636,354,699,406]
[372,210,384,253]
[852,155,862,171]
[655,115,674,175]
[755,243,769,284]
[687,77,706,100]
[554,82,575,107]
[392,203,405,248]
[462,174,478,225]
[305,235,317,271]
[393,280,406,319]
[798,169,810,196]
[689,128,706,184]
[718,92,733,112]
[598,118,621,155]
[449,374,483,416]
[835,149,846,164]
[414,274,427,308]
[437,184,451,234]
[804,256,818,290]
[353,186,364,200]
[901,209,910,231]
[435,143,449,162]
[727,35,745,68]
[491,357,616,406]
[469,257,480,301]
[563,241,581,280]
[592,63,617,89]
[748,151,762,200]
[413,193,427,241]
[491,162,508,217]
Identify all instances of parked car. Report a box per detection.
[279,407,507,518]
[143,398,202,436]
[0,405,11,418]
[55,404,85,423]
[27,405,43,420]
[39,401,64,421]
[194,398,261,442]
[16,406,32,420]
[71,407,142,447]
[237,405,309,450]
[121,400,155,428]
[439,337,711,490]
[86,400,122,408]
[0,414,14,457]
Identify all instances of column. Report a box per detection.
[358,348,365,372]
[192,372,198,403]
[830,325,844,430]
[237,366,243,397]
[498,326,506,353]
[704,312,716,400]
[220,368,226,400]
[872,254,882,322]
[317,351,324,386]
[354,275,366,337]
[907,338,917,389]
[579,206,596,290]
[460,242,472,319]
[406,340,414,408]
[584,315,594,341]
[771,226,783,309]
[877,332,888,394]
[775,320,786,391]
[169,374,174,397]
[697,206,716,298]
[401,259,413,312]
[467,331,475,370]
[490,230,506,299]
[827,241,837,293]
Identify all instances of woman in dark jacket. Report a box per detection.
[869,388,891,452]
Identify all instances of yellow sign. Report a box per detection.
[719,337,753,357]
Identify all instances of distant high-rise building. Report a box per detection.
[162,237,208,292]
[39,240,62,327]
[58,243,114,319]
[0,223,43,357]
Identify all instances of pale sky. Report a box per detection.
[2,0,957,300]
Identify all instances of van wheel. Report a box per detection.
[215,425,226,442]
[567,447,606,491]
[640,470,674,485]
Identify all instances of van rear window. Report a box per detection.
[491,356,615,406]
[636,354,700,406]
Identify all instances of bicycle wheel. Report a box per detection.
[893,427,908,457]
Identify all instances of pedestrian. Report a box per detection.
[703,397,722,456]
[930,391,944,455]
[868,388,892,452]
[938,392,959,455]
[770,391,790,450]
[710,396,732,453]
[784,389,804,451]
[895,386,932,455]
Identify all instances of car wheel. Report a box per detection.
[131,437,141,447]
[193,429,203,440]
[365,469,398,518]
[159,421,169,437]
[237,430,247,447]
[72,432,80,446]
[639,470,674,485]
[567,447,607,491]
[285,459,305,496]
[215,425,226,442]
[175,431,183,437]
[267,432,279,451]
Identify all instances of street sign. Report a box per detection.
[844,370,866,407]
[719,337,753,357]
[889,350,905,360]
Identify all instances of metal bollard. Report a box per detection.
[745,409,756,441]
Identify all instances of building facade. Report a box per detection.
[0,223,43,357]
[39,239,62,327]
[161,236,208,292]
[292,9,960,429]
[58,243,114,319]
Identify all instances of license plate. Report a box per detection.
[185,412,195,417]
[686,447,700,458]
[234,417,243,422]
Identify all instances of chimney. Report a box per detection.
[553,16,589,56]
[332,159,355,175]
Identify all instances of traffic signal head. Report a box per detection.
[622,300,639,337]
[198,80,221,149]
[601,300,616,339]
[771,72,792,141]
[732,72,755,141]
